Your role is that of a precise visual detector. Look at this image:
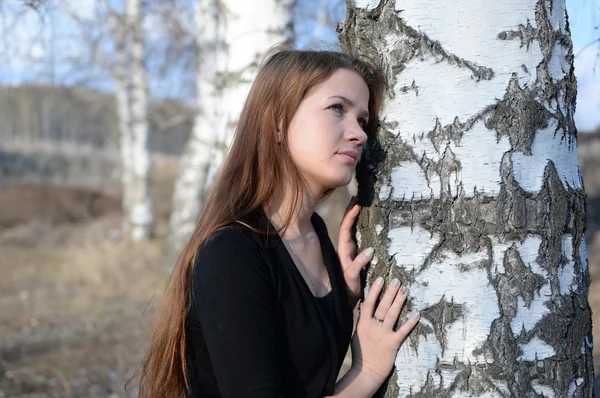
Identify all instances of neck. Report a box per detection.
[264,182,324,238]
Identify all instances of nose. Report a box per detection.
[347,120,368,146]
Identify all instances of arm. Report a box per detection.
[328,277,421,398]
[329,368,383,397]
[192,228,284,398]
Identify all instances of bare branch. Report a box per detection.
[575,38,600,59]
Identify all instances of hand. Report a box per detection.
[350,277,420,385]
[338,197,374,306]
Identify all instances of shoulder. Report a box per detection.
[194,225,273,283]
[192,225,277,305]
[201,224,258,250]
[197,225,267,266]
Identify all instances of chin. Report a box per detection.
[324,174,354,189]
[311,167,355,191]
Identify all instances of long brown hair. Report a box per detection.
[138,49,386,397]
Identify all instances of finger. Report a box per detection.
[340,203,360,233]
[382,285,409,328]
[338,204,360,259]
[394,311,420,343]
[338,205,360,247]
[351,247,374,273]
[361,277,384,316]
[345,250,373,280]
[373,279,401,321]
[343,196,358,215]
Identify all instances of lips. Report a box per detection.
[337,150,358,163]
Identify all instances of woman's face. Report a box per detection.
[286,68,370,194]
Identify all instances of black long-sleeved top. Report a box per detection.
[185,209,354,398]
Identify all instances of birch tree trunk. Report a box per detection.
[126,0,154,241]
[111,10,134,237]
[340,0,595,396]
[166,0,293,259]
[166,0,222,260]
[112,0,153,241]
[200,0,295,194]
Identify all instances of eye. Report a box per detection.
[328,103,344,114]
[358,118,368,130]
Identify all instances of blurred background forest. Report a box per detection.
[0,0,599,397]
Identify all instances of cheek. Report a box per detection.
[288,133,317,167]
[287,116,341,165]
[289,122,323,153]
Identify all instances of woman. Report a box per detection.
[139,49,420,398]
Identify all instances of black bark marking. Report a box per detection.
[497,21,538,50]
[483,75,552,155]
[398,79,419,95]
[421,296,465,355]
[503,245,547,307]
[427,117,463,154]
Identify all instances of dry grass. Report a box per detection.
[0,214,167,397]
[0,158,179,397]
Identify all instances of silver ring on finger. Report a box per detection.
[373,315,384,323]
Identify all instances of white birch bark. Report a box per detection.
[201,0,295,192]
[342,0,595,396]
[167,0,222,255]
[126,0,153,241]
[111,0,153,241]
[166,0,293,258]
[111,10,134,234]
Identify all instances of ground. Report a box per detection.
[0,156,598,397]
[0,157,178,398]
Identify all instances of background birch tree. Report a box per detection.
[340,0,595,396]
[110,0,154,241]
[166,0,294,258]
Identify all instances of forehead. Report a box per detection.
[307,69,370,106]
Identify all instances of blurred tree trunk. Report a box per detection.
[341,0,595,396]
[165,0,221,263]
[112,9,133,235]
[165,0,294,263]
[112,0,154,241]
[127,0,153,241]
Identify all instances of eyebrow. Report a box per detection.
[328,95,370,119]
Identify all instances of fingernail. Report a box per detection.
[364,247,374,258]
[411,311,420,320]
[375,277,383,285]
[401,286,408,295]
[391,279,400,287]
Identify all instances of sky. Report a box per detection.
[567,0,600,131]
[0,0,598,131]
